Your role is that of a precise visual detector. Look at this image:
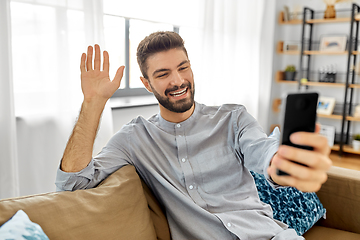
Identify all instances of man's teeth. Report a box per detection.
[171,88,187,97]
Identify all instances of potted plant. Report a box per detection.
[284,65,297,81]
[352,134,360,151]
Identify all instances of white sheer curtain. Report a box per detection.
[194,0,265,119]
[1,0,113,198]
[0,0,19,199]
[1,0,270,199]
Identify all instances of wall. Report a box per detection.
[269,0,360,138]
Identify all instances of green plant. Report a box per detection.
[354,134,360,141]
[285,65,296,72]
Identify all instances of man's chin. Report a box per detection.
[161,98,194,113]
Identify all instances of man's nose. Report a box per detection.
[171,71,184,86]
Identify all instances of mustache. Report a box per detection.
[164,82,192,96]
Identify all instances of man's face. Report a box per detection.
[141,48,195,113]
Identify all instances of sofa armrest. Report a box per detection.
[0,165,157,240]
[316,166,360,234]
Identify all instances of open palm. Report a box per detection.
[80,44,125,102]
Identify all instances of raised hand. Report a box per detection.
[80,44,125,103]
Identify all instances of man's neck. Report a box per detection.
[159,103,195,123]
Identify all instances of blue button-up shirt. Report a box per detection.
[56,102,302,240]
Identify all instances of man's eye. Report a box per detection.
[157,73,168,78]
[179,66,188,71]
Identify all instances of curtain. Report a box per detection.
[258,0,276,133]
[194,0,265,120]
[1,0,114,198]
[1,0,271,198]
[0,0,19,199]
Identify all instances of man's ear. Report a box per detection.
[140,77,153,93]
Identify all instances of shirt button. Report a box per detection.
[176,124,181,128]
[227,223,232,227]
[189,185,194,190]
[181,158,186,163]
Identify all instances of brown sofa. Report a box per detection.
[0,165,359,240]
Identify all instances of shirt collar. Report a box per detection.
[157,102,200,130]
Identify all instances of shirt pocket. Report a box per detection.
[192,146,242,194]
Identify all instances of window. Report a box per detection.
[104,16,179,98]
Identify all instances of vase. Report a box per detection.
[284,71,297,81]
[353,140,360,151]
[324,5,336,19]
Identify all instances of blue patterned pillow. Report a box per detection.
[0,210,49,240]
[250,171,326,236]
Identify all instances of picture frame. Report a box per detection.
[319,125,335,147]
[317,96,336,115]
[283,41,300,52]
[319,35,347,52]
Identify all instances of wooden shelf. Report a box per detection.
[278,11,360,25]
[349,84,360,88]
[305,82,345,87]
[275,71,360,88]
[277,50,300,55]
[331,144,360,154]
[346,116,360,122]
[318,114,343,120]
[306,17,356,24]
[303,50,349,55]
[318,114,360,122]
[276,41,300,55]
[278,12,302,24]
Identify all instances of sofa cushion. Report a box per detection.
[316,166,360,234]
[0,165,157,240]
[303,225,360,240]
[250,171,326,236]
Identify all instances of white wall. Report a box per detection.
[269,0,360,138]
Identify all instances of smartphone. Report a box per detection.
[277,92,319,176]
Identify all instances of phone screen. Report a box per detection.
[277,92,319,175]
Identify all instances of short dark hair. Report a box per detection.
[136,31,188,79]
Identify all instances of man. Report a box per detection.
[56,31,332,240]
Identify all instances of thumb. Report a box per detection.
[315,123,321,134]
[112,66,125,88]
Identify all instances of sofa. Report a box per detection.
[0,165,359,240]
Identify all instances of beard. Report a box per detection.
[150,81,195,113]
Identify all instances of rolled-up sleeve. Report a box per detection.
[55,158,98,191]
[55,127,133,192]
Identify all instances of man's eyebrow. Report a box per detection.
[177,60,190,67]
[152,60,190,77]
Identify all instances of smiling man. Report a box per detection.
[56,31,331,240]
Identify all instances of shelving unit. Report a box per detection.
[276,4,360,156]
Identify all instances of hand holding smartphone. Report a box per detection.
[277,92,319,176]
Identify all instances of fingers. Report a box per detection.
[269,125,333,192]
[290,131,330,155]
[315,123,321,134]
[103,51,109,72]
[268,153,330,192]
[83,45,109,72]
[271,152,329,182]
[277,145,332,171]
[94,44,101,70]
[80,53,86,72]
[112,66,125,88]
[86,46,93,71]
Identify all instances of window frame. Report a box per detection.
[110,17,179,98]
